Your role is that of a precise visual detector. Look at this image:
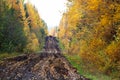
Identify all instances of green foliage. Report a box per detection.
[0,0,47,53]
[65,54,83,74]
[58,38,65,51]
[0,0,27,52]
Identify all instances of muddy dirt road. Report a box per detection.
[0,36,90,80]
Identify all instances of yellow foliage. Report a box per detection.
[58,0,120,77]
[25,33,39,52]
[91,38,105,48]
[87,0,101,10]
[100,16,109,26]
[105,42,120,62]
[68,42,80,55]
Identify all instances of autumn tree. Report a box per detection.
[0,0,28,52]
[58,0,120,77]
[24,3,47,51]
[0,0,48,53]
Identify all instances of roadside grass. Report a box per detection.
[64,54,112,80]
[0,52,20,61]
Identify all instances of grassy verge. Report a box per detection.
[0,52,21,61]
[64,54,112,80]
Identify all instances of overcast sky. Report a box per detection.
[25,0,67,31]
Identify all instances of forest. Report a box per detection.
[0,0,120,80]
[58,0,120,79]
[0,0,47,53]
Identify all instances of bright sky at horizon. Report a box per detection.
[25,0,67,31]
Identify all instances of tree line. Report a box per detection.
[0,0,47,53]
[58,0,120,79]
